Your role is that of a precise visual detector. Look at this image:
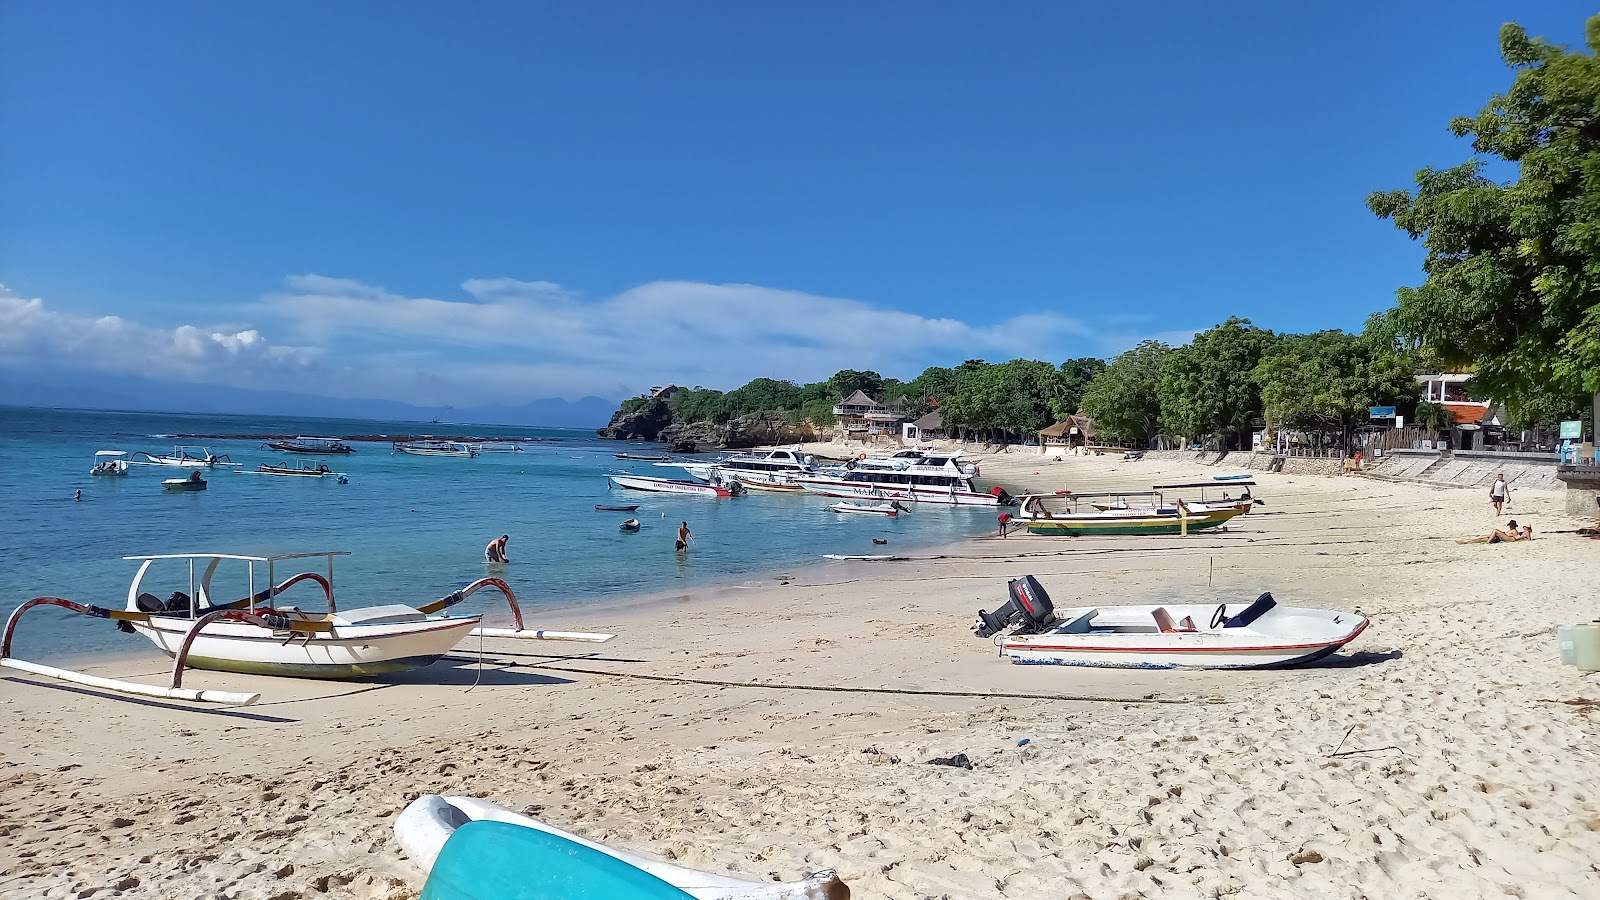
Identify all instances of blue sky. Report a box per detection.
[1,2,1592,408]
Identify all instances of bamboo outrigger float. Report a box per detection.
[1,551,615,705]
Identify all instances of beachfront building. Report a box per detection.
[1038,414,1095,454]
[1416,373,1506,450]
[903,409,946,443]
[832,390,905,440]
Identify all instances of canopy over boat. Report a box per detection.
[95,450,129,457]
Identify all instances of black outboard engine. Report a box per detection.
[973,575,1057,638]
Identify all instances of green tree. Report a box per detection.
[1080,341,1170,446]
[1253,331,1416,448]
[826,369,884,401]
[1157,317,1277,449]
[1052,357,1108,419]
[1367,16,1600,418]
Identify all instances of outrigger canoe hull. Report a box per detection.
[130,615,479,680]
[1024,507,1241,535]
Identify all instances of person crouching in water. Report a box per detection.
[485,534,509,563]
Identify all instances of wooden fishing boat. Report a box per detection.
[394,440,479,457]
[975,576,1368,669]
[249,460,342,478]
[829,501,904,516]
[615,452,671,461]
[1015,492,1242,535]
[395,794,849,900]
[265,436,355,454]
[132,446,233,467]
[0,551,615,704]
[607,474,738,497]
[162,471,208,492]
[595,504,641,512]
[1151,480,1259,514]
[90,450,130,476]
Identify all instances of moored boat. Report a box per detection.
[0,551,616,704]
[132,446,233,467]
[162,471,208,492]
[265,436,355,454]
[394,440,479,457]
[607,474,739,497]
[90,450,130,476]
[829,501,906,516]
[595,504,641,511]
[615,452,671,461]
[395,794,849,900]
[974,575,1369,669]
[658,447,813,483]
[249,460,343,479]
[796,451,1010,506]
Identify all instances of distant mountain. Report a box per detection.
[0,371,617,428]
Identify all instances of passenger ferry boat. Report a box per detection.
[657,448,816,487]
[794,451,1012,506]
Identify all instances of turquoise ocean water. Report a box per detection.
[0,406,996,662]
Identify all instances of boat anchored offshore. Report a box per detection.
[829,501,907,516]
[132,446,234,467]
[0,551,616,704]
[607,474,741,497]
[91,450,130,476]
[247,460,346,480]
[796,451,1009,506]
[162,471,208,492]
[396,794,849,900]
[394,440,480,457]
[265,436,355,454]
[974,575,1369,669]
[659,447,814,486]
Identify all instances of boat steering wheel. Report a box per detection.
[1210,604,1229,629]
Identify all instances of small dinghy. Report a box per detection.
[395,794,849,900]
[162,471,208,492]
[596,504,641,512]
[828,502,905,516]
[619,518,641,532]
[974,576,1369,669]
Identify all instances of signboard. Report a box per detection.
[1560,420,1583,440]
[1394,415,1404,429]
[1369,406,1397,419]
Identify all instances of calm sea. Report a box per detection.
[0,406,994,661]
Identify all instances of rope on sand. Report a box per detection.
[522,662,1224,705]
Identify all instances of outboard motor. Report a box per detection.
[973,575,1057,638]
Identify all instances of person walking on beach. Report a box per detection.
[675,521,693,553]
[485,534,509,563]
[1490,473,1511,515]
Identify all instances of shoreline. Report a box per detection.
[5,450,1599,899]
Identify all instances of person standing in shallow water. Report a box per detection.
[675,521,693,553]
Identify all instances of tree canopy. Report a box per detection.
[1157,317,1276,449]
[1367,16,1600,423]
[1080,341,1170,444]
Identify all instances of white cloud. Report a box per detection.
[0,286,314,384]
[267,275,1095,397]
[1,277,1189,407]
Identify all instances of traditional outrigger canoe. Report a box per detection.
[247,460,345,479]
[829,501,906,516]
[396,794,849,900]
[132,446,234,467]
[1015,492,1242,535]
[974,575,1369,669]
[607,474,740,497]
[0,551,615,704]
[265,436,356,454]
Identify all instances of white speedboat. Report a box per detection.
[394,440,479,457]
[0,552,615,704]
[658,447,815,484]
[797,451,1010,506]
[395,794,848,900]
[131,446,233,467]
[974,576,1368,669]
[607,474,738,497]
[829,501,905,516]
[265,436,355,454]
[90,450,130,476]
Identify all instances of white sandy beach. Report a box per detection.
[3,450,1599,900]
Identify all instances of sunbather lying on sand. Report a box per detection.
[1458,521,1533,544]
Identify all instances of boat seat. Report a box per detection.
[331,605,429,626]
[1223,593,1277,628]
[1151,607,1197,634]
[1056,609,1098,633]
